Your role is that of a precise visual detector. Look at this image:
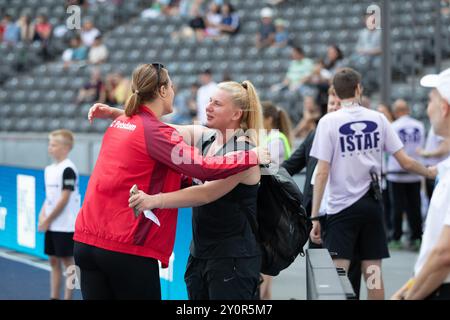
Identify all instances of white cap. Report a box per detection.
[420,68,450,104]
[260,7,273,18]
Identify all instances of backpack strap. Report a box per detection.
[197,130,217,155]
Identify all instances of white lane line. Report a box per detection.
[0,250,50,272]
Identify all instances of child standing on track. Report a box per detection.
[38,129,80,300]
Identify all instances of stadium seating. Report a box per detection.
[0,0,448,132]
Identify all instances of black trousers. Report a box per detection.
[425,178,436,201]
[184,255,261,300]
[388,181,423,241]
[74,242,161,300]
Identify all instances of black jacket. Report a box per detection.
[281,130,317,216]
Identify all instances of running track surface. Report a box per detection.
[0,256,82,300]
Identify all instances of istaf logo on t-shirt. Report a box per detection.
[339,120,381,157]
[398,128,421,144]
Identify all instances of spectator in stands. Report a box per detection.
[104,72,131,106]
[303,60,332,104]
[2,14,20,45]
[355,12,382,56]
[171,4,205,42]
[204,2,222,39]
[271,46,315,95]
[34,14,52,43]
[272,19,289,48]
[349,12,381,72]
[255,7,276,49]
[196,69,217,124]
[323,45,344,76]
[34,14,52,59]
[62,36,88,69]
[111,73,131,106]
[80,20,100,47]
[293,95,321,139]
[17,14,35,43]
[218,3,240,36]
[76,68,105,105]
[88,35,108,65]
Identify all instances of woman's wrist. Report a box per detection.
[158,193,165,209]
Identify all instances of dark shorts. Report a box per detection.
[322,192,389,261]
[184,255,261,300]
[44,231,74,257]
[425,283,450,300]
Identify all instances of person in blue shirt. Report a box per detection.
[2,14,20,45]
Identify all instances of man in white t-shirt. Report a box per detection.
[196,69,217,125]
[393,68,450,300]
[309,68,436,300]
[386,99,425,250]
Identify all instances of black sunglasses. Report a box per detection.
[151,63,165,88]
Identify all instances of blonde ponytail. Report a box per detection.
[241,80,264,146]
[277,108,293,147]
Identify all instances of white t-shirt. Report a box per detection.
[414,156,450,284]
[196,82,217,125]
[44,158,81,232]
[81,28,100,47]
[387,115,425,183]
[88,44,108,64]
[310,103,404,214]
[423,128,450,166]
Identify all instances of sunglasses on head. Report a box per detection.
[151,63,165,88]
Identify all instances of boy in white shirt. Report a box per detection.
[38,129,80,300]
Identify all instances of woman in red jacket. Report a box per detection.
[74,64,266,300]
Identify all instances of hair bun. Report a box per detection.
[241,82,248,89]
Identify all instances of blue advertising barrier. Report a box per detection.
[0,165,191,300]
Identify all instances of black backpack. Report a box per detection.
[198,132,311,276]
[252,166,311,276]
